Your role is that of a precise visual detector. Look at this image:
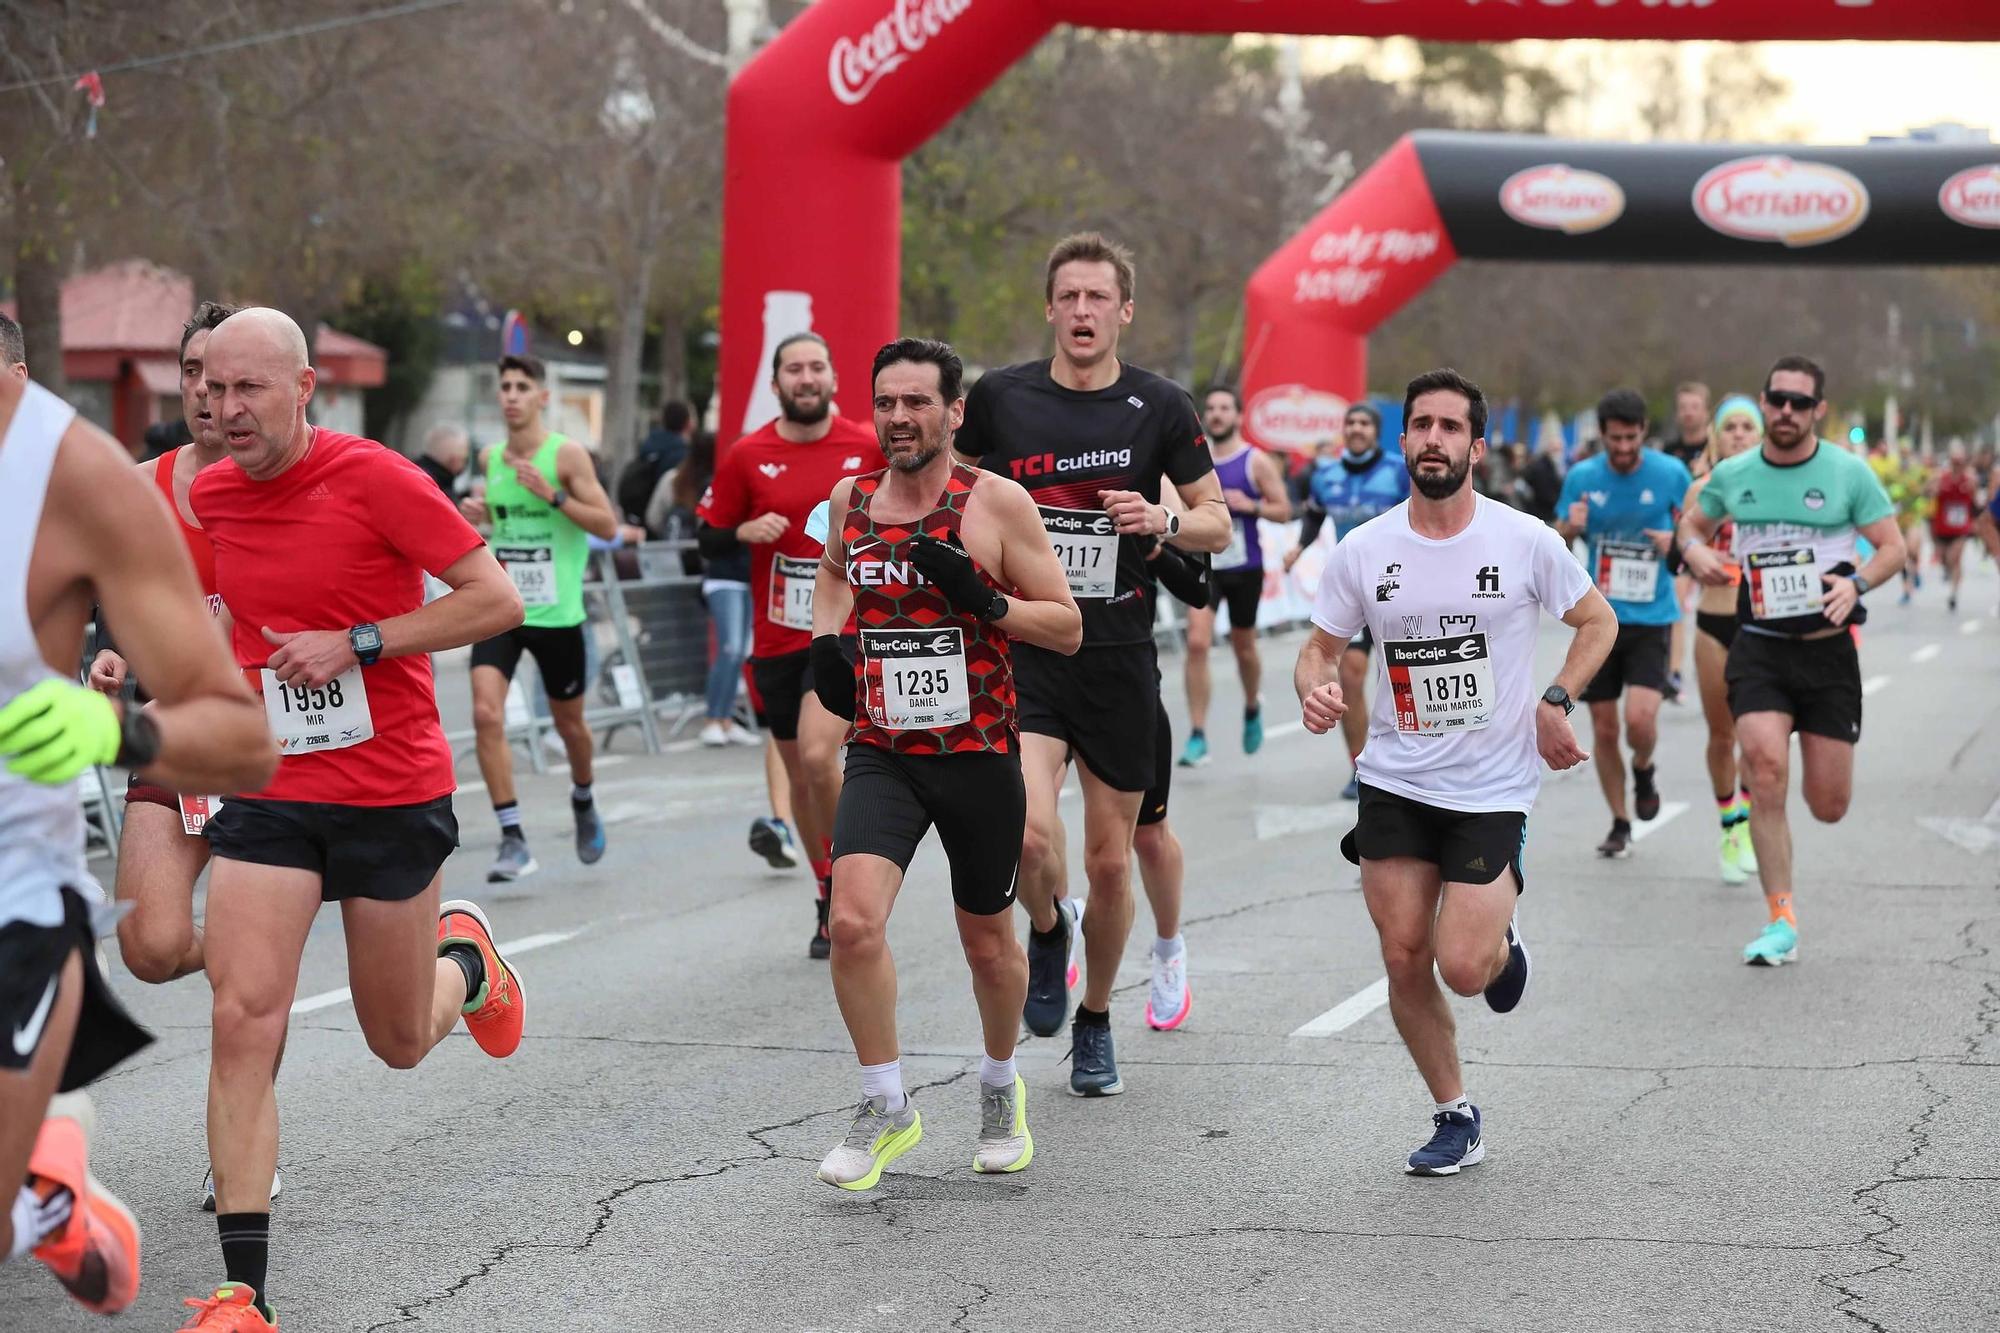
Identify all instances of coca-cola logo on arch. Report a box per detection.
[829,0,973,106]
[1939,164,2000,230]
[1246,385,1350,453]
[1692,155,1870,247]
[1499,164,1626,235]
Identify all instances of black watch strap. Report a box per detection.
[116,708,162,768]
[350,623,384,666]
[1542,684,1574,715]
[982,591,1009,622]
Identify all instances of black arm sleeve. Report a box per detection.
[697,521,744,561]
[1146,540,1210,609]
[1296,505,1328,550]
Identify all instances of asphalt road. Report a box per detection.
[7,561,1997,1332]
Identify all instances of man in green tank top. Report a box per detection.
[1680,354,1903,970]
[459,355,622,880]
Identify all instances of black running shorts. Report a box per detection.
[749,636,854,742]
[1580,622,1672,703]
[1138,699,1172,827]
[207,796,459,902]
[1211,568,1262,630]
[831,745,1025,916]
[1695,610,1740,650]
[1725,628,1863,742]
[1014,640,1158,793]
[471,623,588,701]
[1340,782,1527,893]
[0,888,152,1090]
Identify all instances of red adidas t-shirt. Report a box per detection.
[698,415,878,659]
[192,429,485,806]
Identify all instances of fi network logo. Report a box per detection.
[1473,565,1504,598]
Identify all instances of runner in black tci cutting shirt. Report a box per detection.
[953,232,1228,1099]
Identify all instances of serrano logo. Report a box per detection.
[1246,384,1349,453]
[828,0,972,106]
[1500,164,1626,235]
[1939,164,2000,230]
[1692,156,1870,248]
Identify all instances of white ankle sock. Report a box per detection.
[1435,1095,1471,1118]
[860,1059,906,1110]
[11,1184,71,1258]
[979,1054,1017,1089]
[1153,934,1184,961]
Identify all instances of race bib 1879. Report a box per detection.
[861,626,970,732]
[1384,633,1496,734]
[1746,547,1823,620]
[768,553,817,630]
[496,545,557,607]
[260,667,373,755]
[1038,506,1118,599]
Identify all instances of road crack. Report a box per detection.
[1813,1067,1950,1331]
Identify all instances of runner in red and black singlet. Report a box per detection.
[803,338,1079,1193]
[1928,445,1981,614]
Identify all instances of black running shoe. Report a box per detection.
[1632,764,1661,822]
[1597,819,1633,859]
[1024,908,1073,1038]
[809,896,831,961]
[1484,915,1530,1014]
[1066,1015,1123,1097]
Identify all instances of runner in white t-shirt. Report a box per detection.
[1294,368,1615,1177]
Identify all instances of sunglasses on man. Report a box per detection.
[1763,389,1819,413]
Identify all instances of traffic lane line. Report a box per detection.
[1911,643,1942,663]
[290,926,585,1016]
[1629,801,1689,842]
[1863,675,1891,697]
[458,753,627,798]
[1292,976,1389,1037]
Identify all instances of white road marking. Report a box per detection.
[1862,675,1891,697]
[290,926,584,1016]
[1911,643,1942,664]
[1265,721,1304,741]
[1629,801,1689,842]
[1961,619,1982,636]
[1291,977,1388,1037]
[1255,804,1340,841]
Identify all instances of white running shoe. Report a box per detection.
[973,1076,1033,1174]
[1145,945,1191,1031]
[699,720,729,747]
[723,721,761,746]
[1062,897,1084,990]
[201,1167,281,1212]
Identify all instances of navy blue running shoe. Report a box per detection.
[1066,1016,1123,1097]
[1484,916,1530,1014]
[1406,1106,1483,1176]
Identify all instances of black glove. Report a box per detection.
[1141,536,1210,609]
[908,532,1002,619]
[809,634,855,721]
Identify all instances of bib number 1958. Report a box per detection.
[259,666,373,755]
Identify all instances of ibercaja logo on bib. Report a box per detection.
[1692,156,1870,248]
[1499,164,1626,235]
[1246,384,1348,454]
[1939,164,2000,230]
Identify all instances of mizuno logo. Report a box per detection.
[13,977,57,1057]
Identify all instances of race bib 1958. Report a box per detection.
[1385,633,1496,734]
[1038,506,1118,599]
[260,667,373,755]
[496,545,557,607]
[1746,547,1823,620]
[861,626,970,731]
[768,553,818,630]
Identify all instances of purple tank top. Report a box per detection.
[1212,446,1261,572]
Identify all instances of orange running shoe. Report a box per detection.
[29,1092,140,1314]
[178,1282,277,1330]
[437,899,525,1057]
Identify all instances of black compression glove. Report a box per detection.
[908,532,1002,619]
[1142,537,1211,609]
[810,635,855,721]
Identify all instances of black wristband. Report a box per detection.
[116,708,162,768]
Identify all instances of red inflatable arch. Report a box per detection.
[721,1,2000,436]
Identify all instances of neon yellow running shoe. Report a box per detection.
[1719,828,1750,885]
[973,1075,1033,1174]
[817,1097,921,1191]
[1729,821,1758,874]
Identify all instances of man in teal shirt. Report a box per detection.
[1680,355,1902,967]
[461,355,622,880]
[1557,389,1693,859]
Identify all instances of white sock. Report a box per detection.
[1153,934,1184,961]
[979,1053,1017,1089]
[11,1184,71,1259]
[860,1058,906,1110]
[1435,1095,1472,1118]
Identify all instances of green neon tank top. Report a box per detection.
[486,433,587,628]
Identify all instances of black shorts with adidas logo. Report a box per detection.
[1340,782,1527,893]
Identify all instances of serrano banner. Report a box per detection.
[1238,132,2000,450]
[721,1,2000,439]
